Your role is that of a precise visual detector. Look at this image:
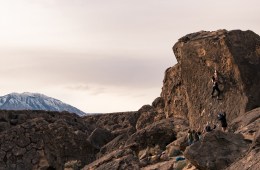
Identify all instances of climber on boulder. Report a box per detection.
[211,70,221,99]
[213,69,218,81]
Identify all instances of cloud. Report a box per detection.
[66,84,106,96]
[0,49,173,90]
[67,84,90,91]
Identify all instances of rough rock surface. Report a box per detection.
[225,129,260,170]
[165,135,188,157]
[136,105,159,130]
[0,110,97,170]
[152,97,166,121]
[161,64,189,119]
[162,30,260,130]
[184,130,250,170]
[97,133,130,158]
[226,108,260,170]
[87,127,115,149]
[231,107,260,132]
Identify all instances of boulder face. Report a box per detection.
[162,29,260,129]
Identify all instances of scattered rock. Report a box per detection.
[125,118,176,151]
[84,111,140,136]
[141,159,175,170]
[82,149,140,170]
[0,111,97,170]
[167,135,188,152]
[166,145,182,157]
[174,160,187,170]
[64,160,81,170]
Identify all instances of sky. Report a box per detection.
[0,0,259,113]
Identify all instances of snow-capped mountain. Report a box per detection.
[0,92,86,116]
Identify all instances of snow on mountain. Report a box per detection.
[0,92,86,116]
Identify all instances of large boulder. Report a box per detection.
[161,30,260,129]
[184,130,250,170]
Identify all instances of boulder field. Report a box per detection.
[0,29,259,170]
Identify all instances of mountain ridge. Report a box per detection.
[0,92,86,116]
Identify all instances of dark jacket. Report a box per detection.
[218,112,227,127]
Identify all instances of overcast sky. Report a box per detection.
[0,0,259,113]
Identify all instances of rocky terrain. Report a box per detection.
[0,29,259,170]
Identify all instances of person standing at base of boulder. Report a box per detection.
[187,129,194,145]
[211,70,221,99]
[197,131,202,140]
[192,130,200,143]
[218,112,228,132]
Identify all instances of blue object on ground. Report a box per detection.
[176,156,185,161]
